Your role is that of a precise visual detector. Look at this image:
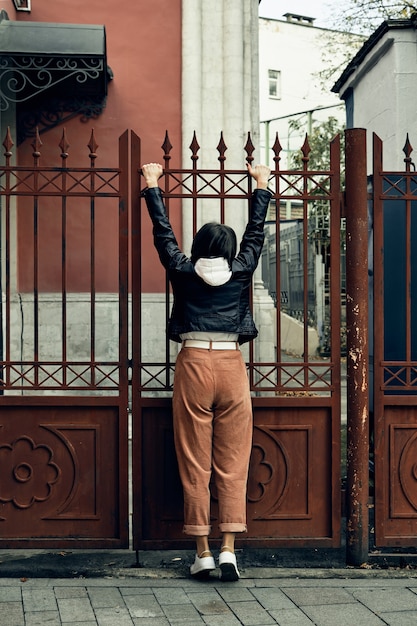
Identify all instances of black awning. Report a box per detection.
[0,13,109,110]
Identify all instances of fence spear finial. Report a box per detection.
[31,127,42,165]
[87,129,99,165]
[217,131,227,164]
[59,128,70,164]
[3,127,14,165]
[403,133,414,171]
[244,132,255,164]
[161,130,173,165]
[189,131,200,164]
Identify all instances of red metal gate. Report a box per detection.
[0,128,345,552]
[0,128,129,547]
[3,126,417,556]
[132,130,342,550]
[373,132,417,547]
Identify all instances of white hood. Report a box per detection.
[194,257,232,287]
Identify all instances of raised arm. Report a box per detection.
[235,164,272,271]
[141,163,187,270]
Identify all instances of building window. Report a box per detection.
[13,0,31,10]
[268,69,281,99]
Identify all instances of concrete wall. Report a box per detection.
[280,311,319,357]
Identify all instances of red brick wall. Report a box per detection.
[13,0,181,292]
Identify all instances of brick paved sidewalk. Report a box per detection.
[2,572,417,625]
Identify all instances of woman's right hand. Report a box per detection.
[247,163,270,190]
[141,163,163,188]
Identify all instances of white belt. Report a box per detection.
[182,340,239,350]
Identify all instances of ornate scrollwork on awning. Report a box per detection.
[16,94,107,144]
[0,13,110,137]
[0,55,107,111]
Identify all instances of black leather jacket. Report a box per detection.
[143,187,272,344]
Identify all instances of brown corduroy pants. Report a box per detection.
[172,346,253,536]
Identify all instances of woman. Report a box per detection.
[142,161,271,581]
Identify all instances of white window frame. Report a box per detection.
[268,69,281,100]
[13,0,31,11]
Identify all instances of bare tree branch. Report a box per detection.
[315,0,416,87]
[327,0,417,34]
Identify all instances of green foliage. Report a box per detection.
[289,116,345,178]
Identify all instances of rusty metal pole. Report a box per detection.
[344,128,369,566]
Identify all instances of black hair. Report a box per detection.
[191,222,237,267]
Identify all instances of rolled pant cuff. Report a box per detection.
[219,523,247,533]
[183,524,212,536]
